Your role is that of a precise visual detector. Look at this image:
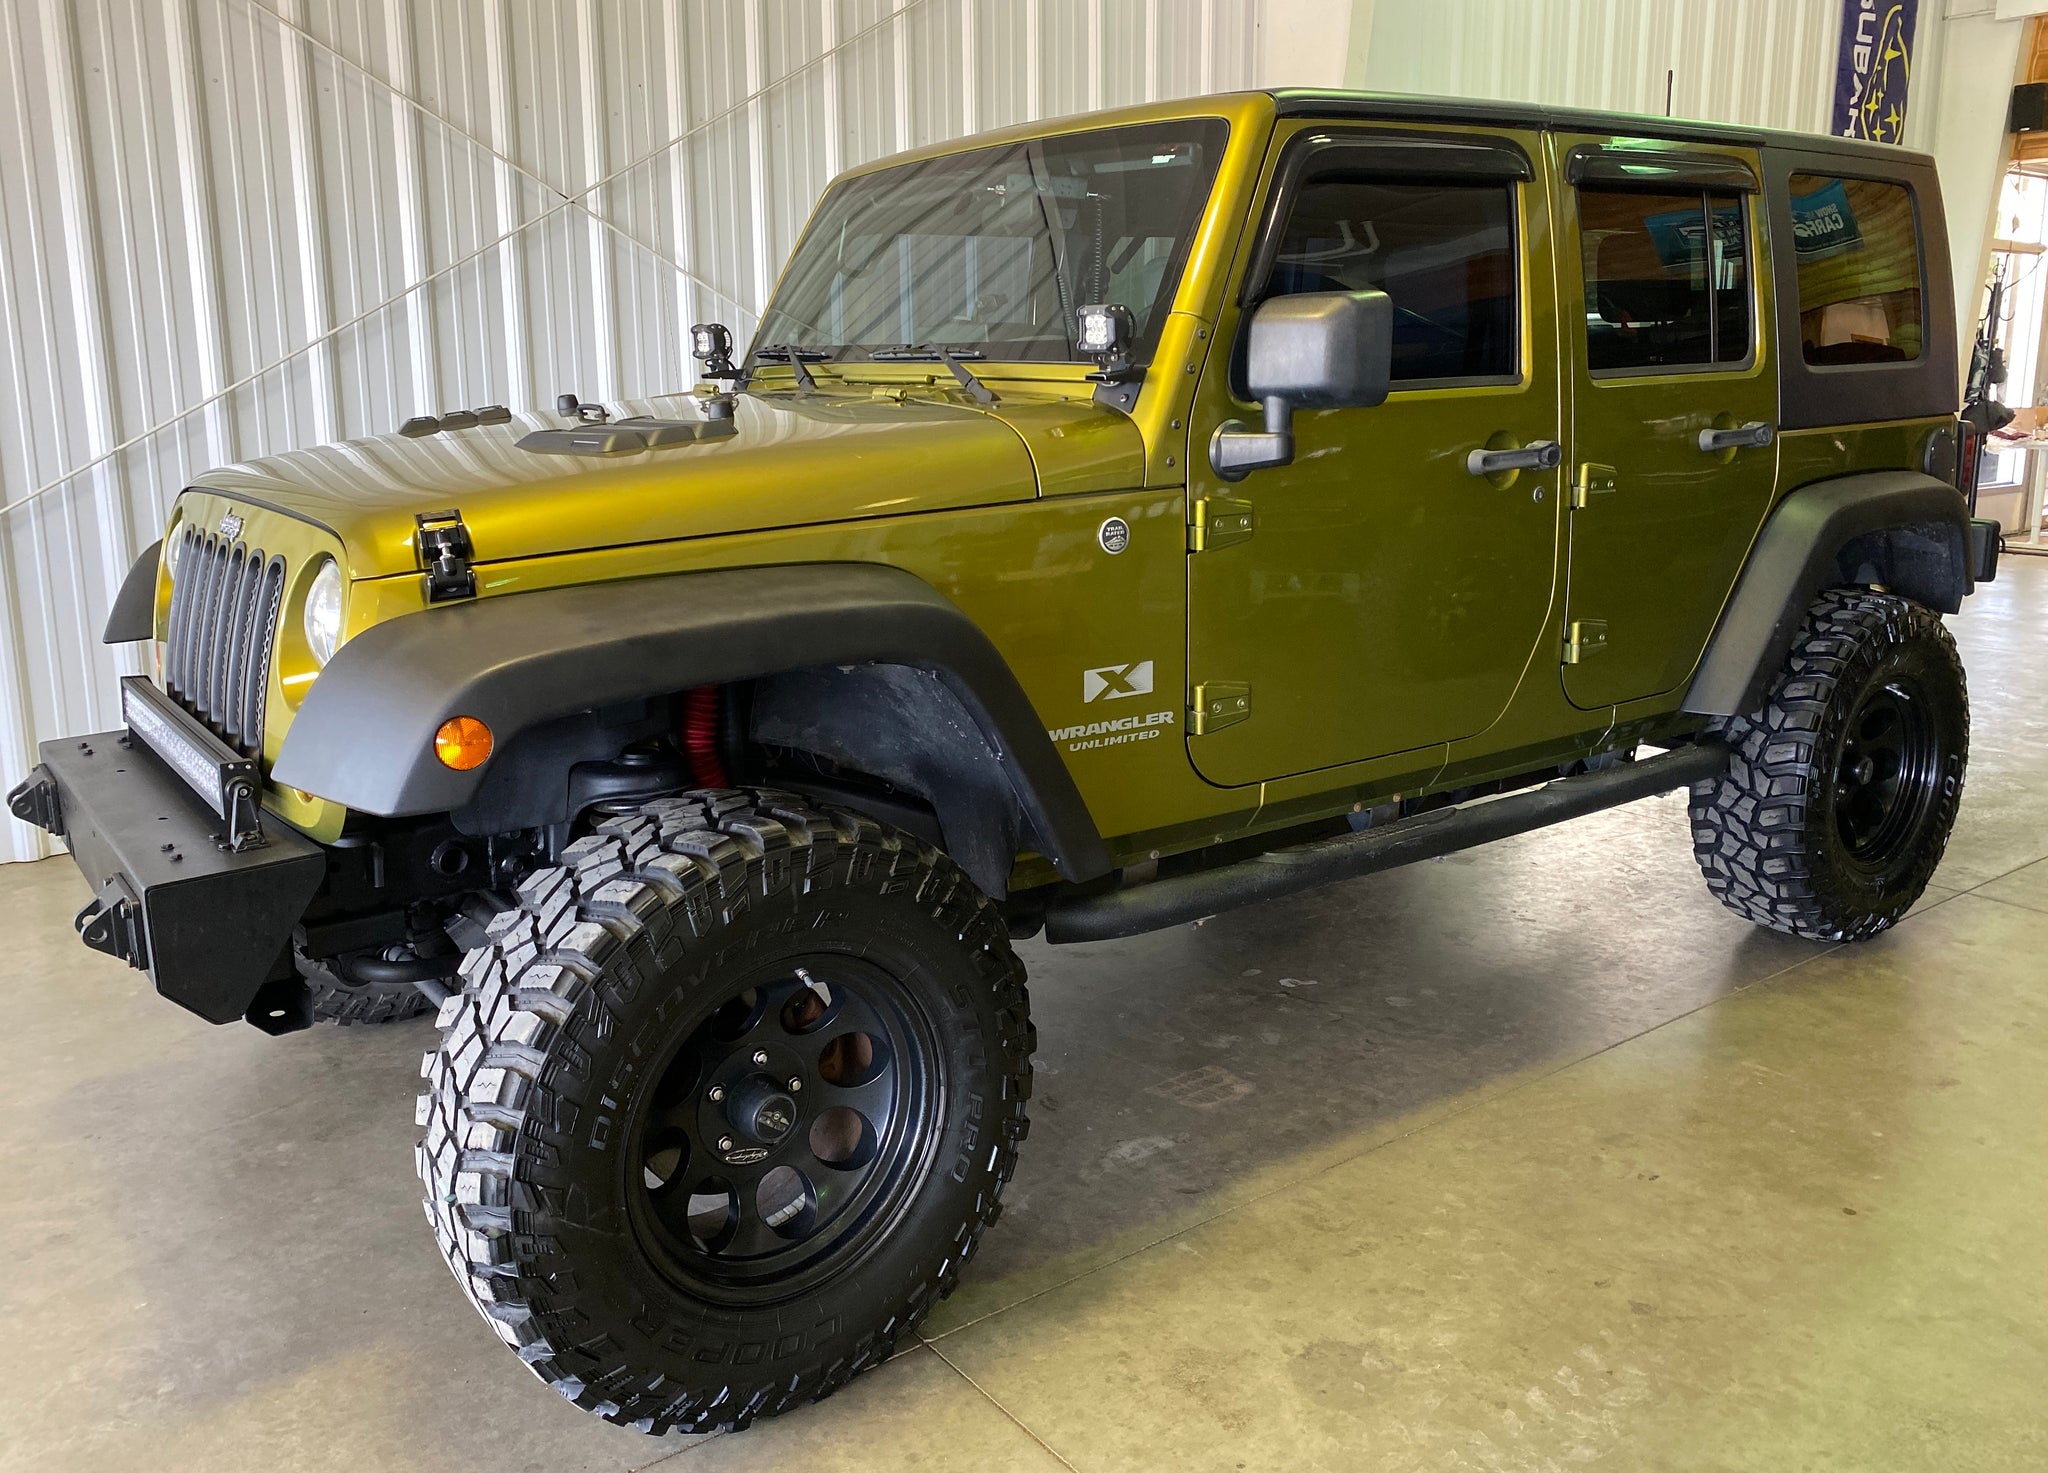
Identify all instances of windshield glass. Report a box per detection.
[755,119,1230,366]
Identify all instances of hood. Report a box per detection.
[187,388,1145,579]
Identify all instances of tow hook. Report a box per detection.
[6,763,62,835]
[74,877,147,968]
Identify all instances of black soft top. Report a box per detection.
[1270,89,1956,429]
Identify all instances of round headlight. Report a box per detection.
[304,559,344,667]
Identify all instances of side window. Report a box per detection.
[1788,175,1924,364]
[1579,188,1751,373]
[1260,175,1518,384]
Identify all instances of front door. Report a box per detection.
[1555,136,1781,709]
[1185,123,1563,787]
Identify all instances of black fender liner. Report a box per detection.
[272,563,1112,885]
[750,663,1026,896]
[103,540,161,643]
[1684,471,1971,718]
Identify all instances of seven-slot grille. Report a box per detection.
[162,525,287,758]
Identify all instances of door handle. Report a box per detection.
[1697,421,1775,452]
[1465,439,1562,476]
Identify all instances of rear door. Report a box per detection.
[1555,136,1780,709]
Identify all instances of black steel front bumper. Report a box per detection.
[7,679,324,1027]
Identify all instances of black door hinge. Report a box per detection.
[416,509,477,602]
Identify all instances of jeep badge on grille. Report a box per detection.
[218,511,243,541]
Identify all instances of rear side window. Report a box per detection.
[1579,188,1751,373]
[1261,177,1518,384]
[1788,175,1924,365]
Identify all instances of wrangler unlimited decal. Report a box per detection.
[1048,707,1177,751]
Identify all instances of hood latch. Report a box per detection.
[416,509,476,603]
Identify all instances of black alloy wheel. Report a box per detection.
[628,957,943,1303]
[1828,678,1941,867]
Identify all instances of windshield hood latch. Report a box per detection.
[416,509,477,604]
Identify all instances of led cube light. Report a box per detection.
[691,323,731,361]
[1076,303,1133,359]
[691,322,739,380]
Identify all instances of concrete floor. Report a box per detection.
[4,562,2044,1473]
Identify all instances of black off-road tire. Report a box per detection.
[305,964,434,1025]
[416,789,1032,1434]
[1689,588,1968,941]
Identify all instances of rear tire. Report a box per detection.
[1689,588,1968,941]
[415,789,1031,1434]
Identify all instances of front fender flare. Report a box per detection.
[103,540,161,644]
[272,563,1112,883]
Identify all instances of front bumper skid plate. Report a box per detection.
[6,688,324,1025]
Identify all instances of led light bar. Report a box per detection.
[120,675,266,850]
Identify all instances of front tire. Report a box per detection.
[416,790,1031,1434]
[1689,588,1968,941]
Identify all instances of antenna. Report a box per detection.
[1665,70,1675,117]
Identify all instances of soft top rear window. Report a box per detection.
[1789,174,1925,366]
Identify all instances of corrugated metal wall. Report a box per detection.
[1360,0,2007,346]
[1361,0,1922,146]
[0,0,1262,864]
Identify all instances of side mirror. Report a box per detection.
[1209,290,1392,482]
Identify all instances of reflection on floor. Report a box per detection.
[3,561,2043,1473]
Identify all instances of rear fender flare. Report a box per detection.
[1684,471,1971,718]
[271,563,1112,890]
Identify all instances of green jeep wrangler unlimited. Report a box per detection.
[9,90,1999,1432]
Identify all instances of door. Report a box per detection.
[1556,137,1780,709]
[1185,124,1563,787]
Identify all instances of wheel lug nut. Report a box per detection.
[717,1135,734,1152]
[707,1085,725,1103]
[787,1077,803,1092]
[752,1050,769,1066]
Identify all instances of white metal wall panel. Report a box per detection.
[0,0,1260,863]
[1362,0,1861,142]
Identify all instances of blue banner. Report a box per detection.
[1833,0,1918,143]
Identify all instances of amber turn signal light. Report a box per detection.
[434,715,493,770]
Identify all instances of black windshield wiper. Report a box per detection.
[867,345,987,359]
[866,344,999,406]
[751,344,825,393]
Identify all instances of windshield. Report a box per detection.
[755,119,1230,367]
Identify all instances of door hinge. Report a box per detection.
[415,509,477,603]
[1190,681,1252,734]
[1570,462,1618,509]
[1563,619,1608,663]
[1188,496,1255,552]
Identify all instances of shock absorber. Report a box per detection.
[683,685,727,788]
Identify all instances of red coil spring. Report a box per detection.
[682,685,727,788]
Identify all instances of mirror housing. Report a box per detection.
[1209,290,1392,482]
